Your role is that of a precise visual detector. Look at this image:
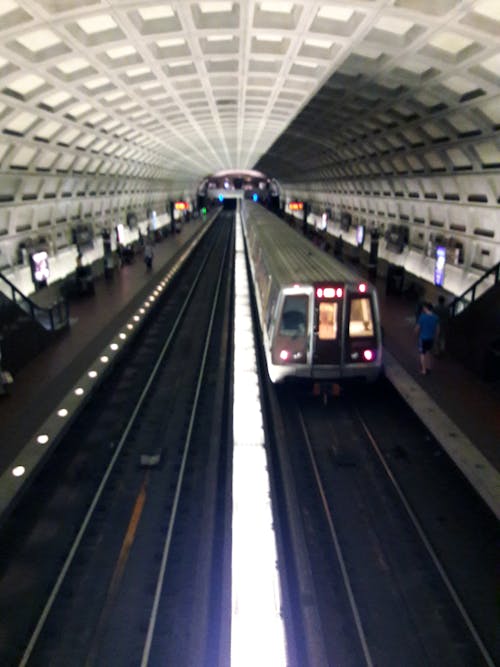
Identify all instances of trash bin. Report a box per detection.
[386,264,405,296]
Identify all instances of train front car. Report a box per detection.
[241,201,383,387]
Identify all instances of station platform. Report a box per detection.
[0,218,499,521]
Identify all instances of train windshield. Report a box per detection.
[279,294,308,337]
[349,296,374,337]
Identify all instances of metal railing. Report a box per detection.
[449,262,500,317]
[0,272,69,331]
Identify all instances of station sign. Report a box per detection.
[30,250,49,287]
[434,246,446,286]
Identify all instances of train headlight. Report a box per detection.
[363,349,375,362]
[279,349,289,361]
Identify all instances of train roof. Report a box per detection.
[242,202,367,287]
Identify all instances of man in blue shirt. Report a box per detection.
[415,302,440,375]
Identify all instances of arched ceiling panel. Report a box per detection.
[0,0,495,195]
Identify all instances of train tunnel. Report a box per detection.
[0,5,499,665]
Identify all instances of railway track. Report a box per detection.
[264,379,498,667]
[0,212,234,667]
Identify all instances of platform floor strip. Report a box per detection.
[384,349,500,520]
[231,211,287,667]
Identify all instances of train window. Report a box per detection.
[349,296,374,337]
[318,302,338,340]
[279,295,308,337]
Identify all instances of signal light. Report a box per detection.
[363,349,374,362]
[358,283,367,293]
[316,286,344,299]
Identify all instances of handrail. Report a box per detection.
[0,271,69,331]
[449,261,500,317]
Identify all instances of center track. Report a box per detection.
[262,381,499,667]
[0,212,235,667]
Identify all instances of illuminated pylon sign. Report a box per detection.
[175,201,189,210]
[289,201,304,211]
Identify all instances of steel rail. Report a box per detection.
[296,406,375,667]
[356,408,496,667]
[19,226,223,667]
[140,224,232,666]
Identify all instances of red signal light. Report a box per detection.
[316,286,344,299]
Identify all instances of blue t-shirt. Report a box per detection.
[418,311,439,340]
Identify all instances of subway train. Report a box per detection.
[241,201,383,387]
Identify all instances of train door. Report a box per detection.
[313,284,344,367]
[345,287,378,364]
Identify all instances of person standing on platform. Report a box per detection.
[415,302,439,375]
[144,240,154,270]
[434,295,449,357]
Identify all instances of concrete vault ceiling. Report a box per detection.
[0,0,498,191]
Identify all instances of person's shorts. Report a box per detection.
[419,338,434,353]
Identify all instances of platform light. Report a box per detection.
[110,343,119,351]
[232,212,287,667]
[37,434,49,445]
[119,333,126,340]
[57,408,68,418]
[74,387,84,396]
[133,315,140,322]
[88,370,97,378]
[12,466,25,477]
[100,356,109,363]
